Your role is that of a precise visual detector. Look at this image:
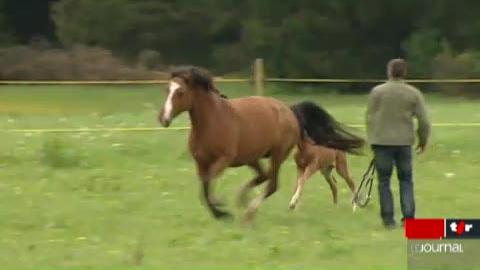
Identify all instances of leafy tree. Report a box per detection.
[43,0,480,78]
[0,0,14,44]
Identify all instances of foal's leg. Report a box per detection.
[197,157,232,219]
[335,152,356,193]
[335,152,358,209]
[236,160,268,208]
[289,165,316,210]
[321,166,338,205]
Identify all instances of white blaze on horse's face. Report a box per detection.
[161,81,180,125]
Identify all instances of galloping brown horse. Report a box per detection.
[158,66,363,221]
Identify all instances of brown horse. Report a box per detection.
[158,66,363,221]
[288,138,357,210]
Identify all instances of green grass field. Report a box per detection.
[0,84,479,270]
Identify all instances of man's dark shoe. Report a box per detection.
[401,217,414,228]
[383,220,397,230]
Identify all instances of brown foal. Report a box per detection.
[289,138,357,210]
[158,66,363,222]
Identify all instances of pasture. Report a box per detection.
[0,84,479,270]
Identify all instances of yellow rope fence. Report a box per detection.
[3,123,480,134]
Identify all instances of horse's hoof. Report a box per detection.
[351,196,358,212]
[351,195,357,204]
[243,210,256,224]
[211,198,225,207]
[352,202,358,213]
[214,211,234,222]
[288,203,296,210]
[236,196,249,209]
[236,190,250,208]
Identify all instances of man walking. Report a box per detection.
[366,58,431,229]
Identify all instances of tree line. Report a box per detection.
[1,0,480,80]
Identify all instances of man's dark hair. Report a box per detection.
[387,58,407,79]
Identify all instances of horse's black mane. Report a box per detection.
[170,66,227,98]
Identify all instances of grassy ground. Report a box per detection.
[0,84,479,270]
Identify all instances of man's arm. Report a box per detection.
[366,89,378,125]
[365,89,378,145]
[414,92,431,152]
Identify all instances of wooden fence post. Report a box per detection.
[253,58,265,96]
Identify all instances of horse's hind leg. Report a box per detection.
[236,160,268,208]
[289,164,316,210]
[244,147,290,222]
[197,157,232,220]
[321,166,338,205]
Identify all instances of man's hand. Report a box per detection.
[415,144,426,155]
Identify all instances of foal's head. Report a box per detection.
[158,66,216,127]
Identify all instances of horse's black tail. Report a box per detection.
[291,101,365,154]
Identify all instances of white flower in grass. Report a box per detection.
[14,187,22,195]
[444,172,456,178]
[111,143,123,148]
[47,239,65,243]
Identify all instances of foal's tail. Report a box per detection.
[291,101,365,154]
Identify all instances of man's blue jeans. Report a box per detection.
[372,145,415,224]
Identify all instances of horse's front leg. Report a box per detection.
[197,156,233,220]
[289,166,305,210]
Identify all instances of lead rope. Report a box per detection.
[353,159,376,209]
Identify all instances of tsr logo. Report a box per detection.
[450,221,473,236]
